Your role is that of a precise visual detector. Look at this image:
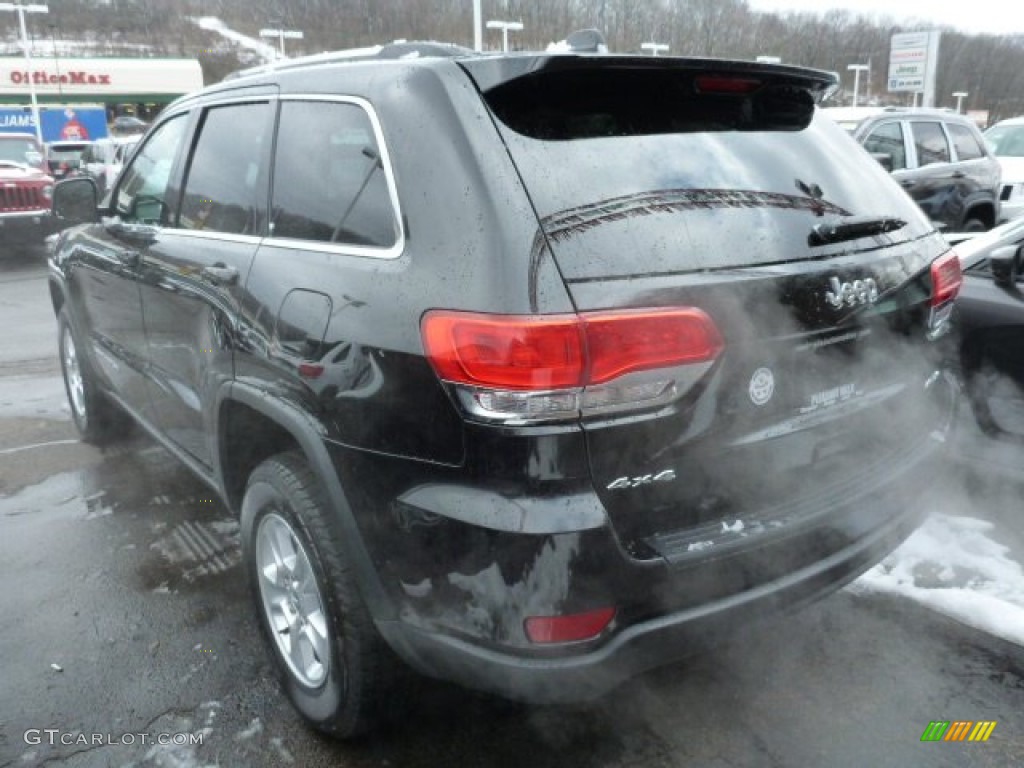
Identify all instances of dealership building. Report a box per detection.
[0,56,204,119]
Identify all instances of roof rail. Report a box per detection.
[225,40,476,81]
[880,106,957,114]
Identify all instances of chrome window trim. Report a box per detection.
[133,94,405,260]
[169,229,264,246]
[271,94,405,260]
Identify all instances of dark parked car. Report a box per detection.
[952,218,1024,443]
[43,140,93,180]
[824,107,1001,233]
[110,115,149,136]
[48,41,961,737]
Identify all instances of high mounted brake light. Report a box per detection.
[421,308,723,423]
[694,75,762,95]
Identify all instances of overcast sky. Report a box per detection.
[746,0,1024,37]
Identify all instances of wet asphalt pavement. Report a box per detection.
[1,249,1022,768]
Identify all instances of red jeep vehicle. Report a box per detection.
[0,132,55,250]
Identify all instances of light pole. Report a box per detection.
[472,0,481,52]
[952,91,968,114]
[259,26,303,59]
[641,42,669,56]
[486,20,523,52]
[0,3,49,147]
[847,63,869,108]
[48,21,61,98]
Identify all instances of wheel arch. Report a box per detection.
[963,200,997,230]
[216,381,398,622]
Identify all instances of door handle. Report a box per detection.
[200,264,239,286]
[952,171,966,179]
[900,180,917,188]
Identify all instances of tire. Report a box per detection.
[961,218,987,233]
[57,308,131,445]
[241,451,395,738]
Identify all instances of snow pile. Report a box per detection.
[850,513,1024,646]
[193,17,277,64]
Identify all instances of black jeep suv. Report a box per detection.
[49,42,961,737]
[833,107,1001,234]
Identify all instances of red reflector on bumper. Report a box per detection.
[524,607,616,644]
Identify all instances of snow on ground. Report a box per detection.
[193,17,277,64]
[850,512,1024,647]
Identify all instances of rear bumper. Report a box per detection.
[377,431,945,703]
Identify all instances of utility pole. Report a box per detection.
[473,0,481,52]
[0,3,49,147]
[49,22,61,97]
[847,63,869,108]
[486,20,523,52]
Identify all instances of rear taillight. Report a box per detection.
[928,250,962,336]
[422,308,723,423]
[524,607,616,644]
[930,250,963,307]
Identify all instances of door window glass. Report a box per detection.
[911,121,951,166]
[947,123,984,161]
[178,102,272,235]
[115,115,188,225]
[862,122,906,170]
[270,101,399,249]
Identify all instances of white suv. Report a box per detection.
[984,116,1024,222]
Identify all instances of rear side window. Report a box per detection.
[911,121,951,165]
[947,123,984,161]
[270,100,399,250]
[178,101,272,236]
[863,122,907,170]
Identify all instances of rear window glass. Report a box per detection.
[947,123,983,161]
[270,100,399,250]
[985,124,1024,157]
[862,122,906,170]
[911,121,951,165]
[480,67,932,274]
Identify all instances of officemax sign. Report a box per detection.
[0,57,203,102]
[10,70,113,86]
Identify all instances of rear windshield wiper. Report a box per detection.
[808,216,906,247]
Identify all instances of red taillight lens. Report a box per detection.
[421,308,722,391]
[524,607,616,644]
[422,313,585,390]
[583,308,723,384]
[931,251,963,306]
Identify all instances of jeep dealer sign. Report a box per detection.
[888,31,941,106]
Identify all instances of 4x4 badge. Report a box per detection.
[606,469,676,490]
[825,276,879,309]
